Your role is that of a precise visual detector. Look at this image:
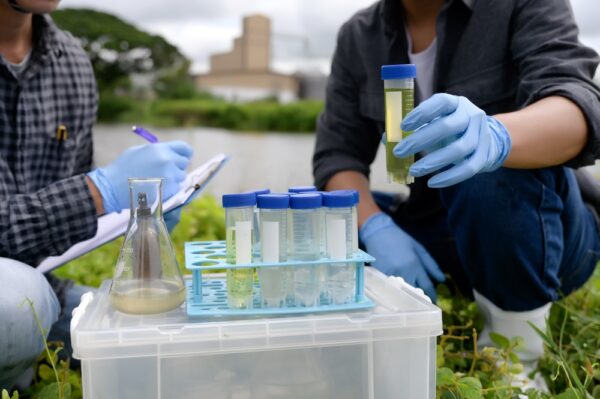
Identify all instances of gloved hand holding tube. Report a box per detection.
[359,212,445,301]
[393,93,512,188]
[87,141,194,214]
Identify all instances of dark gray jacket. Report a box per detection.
[313,0,600,219]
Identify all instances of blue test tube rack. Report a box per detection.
[184,240,376,317]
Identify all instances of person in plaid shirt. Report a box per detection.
[0,0,193,389]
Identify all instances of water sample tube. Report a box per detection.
[288,193,322,307]
[381,64,416,184]
[294,189,329,303]
[323,191,356,304]
[250,189,270,261]
[223,192,256,309]
[333,190,360,255]
[257,193,289,308]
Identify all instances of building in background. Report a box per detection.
[195,15,300,103]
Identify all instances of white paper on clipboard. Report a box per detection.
[37,153,229,273]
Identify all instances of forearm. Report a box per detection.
[0,175,98,265]
[496,96,588,168]
[325,171,380,227]
[85,176,105,215]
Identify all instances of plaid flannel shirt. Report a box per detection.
[0,15,98,267]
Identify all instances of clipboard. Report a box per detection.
[37,153,229,273]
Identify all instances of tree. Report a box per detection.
[51,8,188,95]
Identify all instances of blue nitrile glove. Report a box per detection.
[394,93,512,188]
[164,207,182,232]
[88,141,193,214]
[359,212,445,301]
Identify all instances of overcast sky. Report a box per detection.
[58,0,600,75]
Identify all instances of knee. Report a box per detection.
[0,258,60,370]
[439,167,564,233]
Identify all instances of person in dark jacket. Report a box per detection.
[313,0,600,371]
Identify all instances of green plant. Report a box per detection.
[535,267,600,398]
[1,389,18,399]
[12,299,82,399]
[436,266,600,398]
[147,98,323,132]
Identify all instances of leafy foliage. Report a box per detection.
[20,299,80,399]
[536,266,600,398]
[160,98,323,132]
[51,8,187,95]
[94,97,323,132]
[437,266,600,398]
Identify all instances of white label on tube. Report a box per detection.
[385,91,404,142]
[326,216,346,260]
[352,208,359,253]
[261,221,279,263]
[235,221,252,264]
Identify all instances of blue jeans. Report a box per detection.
[0,258,91,390]
[374,167,600,311]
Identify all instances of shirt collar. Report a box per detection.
[32,14,59,58]
[381,0,475,33]
[462,0,476,10]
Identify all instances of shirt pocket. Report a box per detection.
[445,62,516,110]
[41,118,79,180]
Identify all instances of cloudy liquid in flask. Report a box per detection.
[110,279,185,314]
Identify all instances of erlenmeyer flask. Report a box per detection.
[109,178,186,314]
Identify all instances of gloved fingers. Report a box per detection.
[171,152,192,170]
[165,141,194,158]
[415,270,437,302]
[381,132,387,146]
[415,243,445,282]
[409,117,479,177]
[394,109,469,158]
[427,125,488,188]
[425,115,485,188]
[401,93,460,131]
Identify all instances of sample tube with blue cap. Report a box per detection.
[250,189,270,261]
[334,190,360,255]
[223,192,256,309]
[257,193,289,308]
[323,191,356,304]
[288,193,322,307]
[381,64,416,184]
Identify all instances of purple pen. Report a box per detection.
[132,125,159,143]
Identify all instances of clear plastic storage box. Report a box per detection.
[71,268,442,399]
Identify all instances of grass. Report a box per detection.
[3,195,599,398]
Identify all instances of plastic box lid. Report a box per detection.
[71,268,442,360]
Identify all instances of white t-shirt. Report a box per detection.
[8,50,32,77]
[406,32,437,103]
